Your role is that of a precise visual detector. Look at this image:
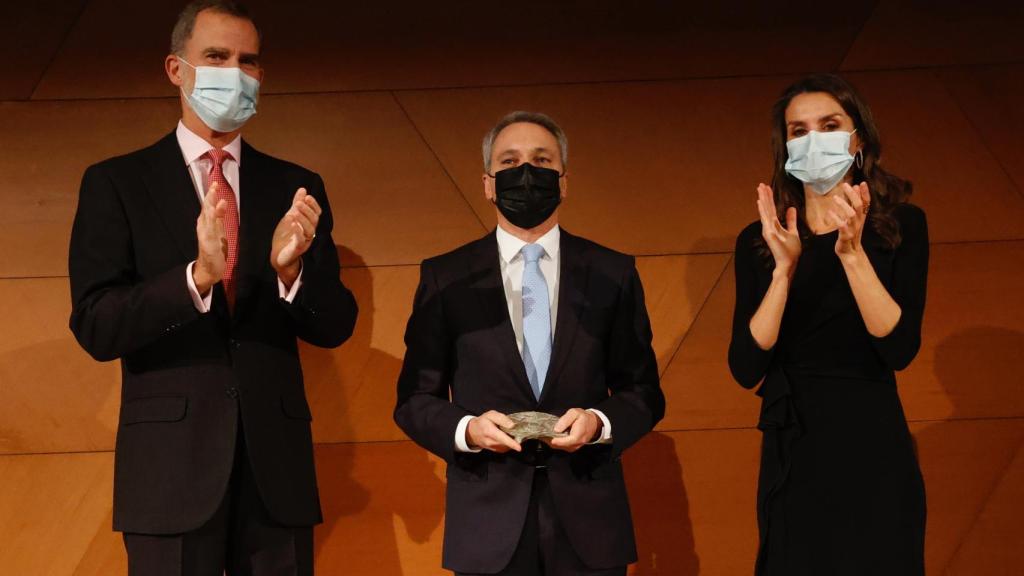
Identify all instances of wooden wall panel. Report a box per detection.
[398,70,1024,261]
[244,93,486,267]
[0,1,87,100]
[944,438,1024,575]
[6,242,1021,451]
[1,420,1021,575]
[0,279,118,455]
[624,430,760,575]
[303,264,417,444]
[0,92,485,278]
[938,64,1024,194]
[29,1,873,99]
[30,0,182,100]
[912,419,1024,574]
[0,253,733,452]
[897,241,1024,421]
[0,100,179,278]
[0,453,116,576]
[2,3,1023,575]
[657,261,760,432]
[658,241,1024,433]
[636,255,731,373]
[847,70,1024,243]
[396,76,794,256]
[841,0,1024,71]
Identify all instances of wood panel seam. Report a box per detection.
[389,91,488,234]
[27,0,92,102]
[6,60,1024,105]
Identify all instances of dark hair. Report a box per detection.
[759,73,912,261]
[170,0,261,55]
[482,111,568,174]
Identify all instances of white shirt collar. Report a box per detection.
[175,120,243,166]
[496,224,561,265]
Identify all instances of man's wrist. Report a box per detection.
[586,408,613,444]
[192,264,214,295]
[275,259,301,287]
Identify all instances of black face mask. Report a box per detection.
[491,163,563,230]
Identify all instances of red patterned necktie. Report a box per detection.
[204,148,239,308]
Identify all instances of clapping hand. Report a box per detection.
[193,182,228,295]
[271,188,322,286]
[756,183,801,277]
[827,182,871,260]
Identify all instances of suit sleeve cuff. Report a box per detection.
[278,262,304,303]
[186,261,213,313]
[587,408,613,445]
[454,415,482,453]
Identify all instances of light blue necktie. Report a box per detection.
[521,243,551,400]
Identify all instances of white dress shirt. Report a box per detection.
[176,121,302,311]
[455,225,612,452]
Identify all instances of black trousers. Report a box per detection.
[122,419,313,576]
[457,469,626,576]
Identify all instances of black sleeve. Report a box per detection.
[594,259,665,459]
[280,174,358,348]
[393,260,473,464]
[728,224,776,389]
[68,163,201,362]
[870,205,929,371]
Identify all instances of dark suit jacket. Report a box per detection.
[68,131,358,534]
[394,229,664,573]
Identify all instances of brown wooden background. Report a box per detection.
[1,1,1023,574]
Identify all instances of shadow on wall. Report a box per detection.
[931,326,1024,420]
[625,432,699,575]
[913,326,1024,573]
[623,236,734,575]
[306,246,445,575]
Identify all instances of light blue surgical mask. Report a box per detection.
[178,58,259,132]
[784,129,858,195]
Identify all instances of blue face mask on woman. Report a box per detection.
[178,58,260,133]
[784,129,858,195]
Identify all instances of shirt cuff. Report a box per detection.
[587,408,613,445]
[454,415,482,453]
[186,261,213,313]
[278,262,303,303]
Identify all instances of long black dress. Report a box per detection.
[728,204,929,576]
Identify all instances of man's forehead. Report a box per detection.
[494,125,558,149]
[188,10,260,49]
[496,145,555,155]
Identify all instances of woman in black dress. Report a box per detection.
[728,73,928,575]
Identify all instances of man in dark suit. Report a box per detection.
[394,111,665,575]
[67,2,357,574]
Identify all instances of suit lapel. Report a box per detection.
[469,233,536,403]
[141,132,200,261]
[538,229,586,405]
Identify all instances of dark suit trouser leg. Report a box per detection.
[457,469,626,576]
[123,418,313,576]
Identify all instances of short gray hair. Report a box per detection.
[170,0,261,55]
[482,111,569,174]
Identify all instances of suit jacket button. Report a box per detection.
[226,387,239,399]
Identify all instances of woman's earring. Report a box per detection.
[855,150,864,169]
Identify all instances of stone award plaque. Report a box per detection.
[502,411,569,444]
